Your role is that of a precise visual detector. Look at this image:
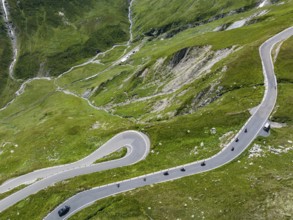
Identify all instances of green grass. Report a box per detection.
[270,36,293,142]
[18,31,291,220]
[275,37,293,83]
[7,0,130,79]
[98,45,128,64]
[86,3,293,117]
[69,65,136,97]
[94,147,128,164]
[132,0,259,38]
[67,27,293,220]
[130,1,293,64]
[55,44,140,96]
[87,42,265,121]
[0,75,256,218]
[0,185,26,201]
[56,63,109,90]
[68,149,293,220]
[0,15,20,107]
[90,67,143,107]
[0,16,11,85]
[0,1,293,219]
[56,0,291,115]
[0,79,133,183]
[84,0,293,122]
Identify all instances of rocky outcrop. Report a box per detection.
[175,83,223,116]
[143,3,257,39]
[162,46,235,93]
[169,48,189,68]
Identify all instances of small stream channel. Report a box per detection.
[1,0,18,80]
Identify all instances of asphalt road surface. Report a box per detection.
[43,27,293,220]
[0,131,150,212]
[0,27,292,219]
[0,131,149,194]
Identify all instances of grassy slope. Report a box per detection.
[0,15,20,107]
[7,0,129,79]
[0,1,293,220]
[69,38,293,220]
[0,80,132,183]
[132,0,258,38]
[94,147,128,164]
[89,6,289,120]
[0,17,11,94]
[69,37,293,219]
[273,36,293,131]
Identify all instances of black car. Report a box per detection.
[58,205,70,217]
[163,171,169,176]
[180,167,186,172]
[201,162,206,166]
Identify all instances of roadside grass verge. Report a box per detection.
[0,1,293,219]
[275,37,293,83]
[94,147,128,164]
[0,79,132,183]
[8,37,288,218]
[69,149,293,220]
[68,29,293,220]
[0,81,255,219]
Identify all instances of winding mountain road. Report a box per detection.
[0,26,292,219]
[0,131,150,212]
[41,27,293,220]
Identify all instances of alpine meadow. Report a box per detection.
[0,0,293,219]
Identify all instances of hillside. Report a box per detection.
[0,0,293,219]
[132,0,259,38]
[7,0,130,79]
[0,8,18,107]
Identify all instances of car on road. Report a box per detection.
[163,171,169,176]
[263,122,270,132]
[58,205,70,217]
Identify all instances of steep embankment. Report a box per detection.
[0,0,20,107]
[0,0,293,219]
[1,0,18,80]
[0,8,12,87]
[131,0,260,39]
[6,0,130,79]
